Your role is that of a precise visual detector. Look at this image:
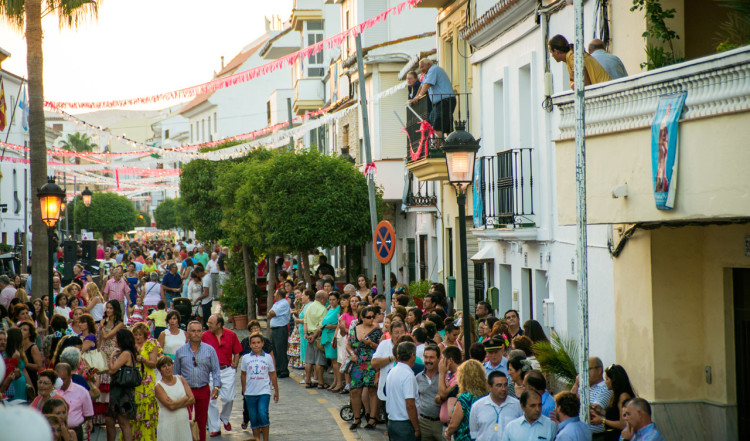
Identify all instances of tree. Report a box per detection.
[153,198,177,230]
[59,132,98,152]
[134,211,151,228]
[73,192,135,241]
[179,159,224,241]
[1,0,101,300]
[174,197,193,231]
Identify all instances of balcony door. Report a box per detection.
[733,268,750,435]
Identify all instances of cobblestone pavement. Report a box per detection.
[90,318,389,441]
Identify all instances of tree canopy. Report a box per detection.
[73,192,135,240]
[153,198,177,230]
[135,211,151,228]
[180,159,224,241]
[59,132,98,152]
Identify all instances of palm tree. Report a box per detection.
[59,132,98,152]
[0,0,100,300]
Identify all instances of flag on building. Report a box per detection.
[18,84,28,131]
[0,78,7,131]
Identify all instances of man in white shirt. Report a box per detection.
[500,390,557,441]
[206,252,220,300]
[196,266,213,327]
[571,356,612,435]
[385,341,421,441]
[470,371,522,440]
[0,276,17,309]
[372,321,407,402]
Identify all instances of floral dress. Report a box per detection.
[94,322,120,425]
[348,326,382,389]
[133,338,162,441]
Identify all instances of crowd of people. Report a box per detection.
[1,238,665,441]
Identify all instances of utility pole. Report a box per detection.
[356,34,380,282]
[573,0,590,424]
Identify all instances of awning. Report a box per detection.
[470,241,499,262]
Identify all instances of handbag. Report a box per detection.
[315,335,325,351]
[113,352,142,388]
[82,350,107,372]
[340,356,353,374]
[188,406,200,441]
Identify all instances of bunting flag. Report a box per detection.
[0,78,6,131]
[44,0,424,110]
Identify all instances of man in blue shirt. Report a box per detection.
[501,390,557,441]
[554,391,591,441]
[524,370,555,419]
[483,337,508,377]
[409,58,457,137]
[588,39,628,80]
[267,287,291,378]
[620,398,664,441]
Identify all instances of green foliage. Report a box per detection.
[408,280,432,301]
[180,159,224,241]
[134,211,151,228]
[631,0,682,69]
[715,0,750,52]
[198,139,247,154]
[532,332,579,388]
[218,250,250,316]
[59,132,98,152]
[153,198,178,230]
[174,197,193,231]
[73,192,135,240]
[0,0,101,30]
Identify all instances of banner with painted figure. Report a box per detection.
[473,159,483,227]
[651,91,687,210]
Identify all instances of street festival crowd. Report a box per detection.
[0,239,665,441]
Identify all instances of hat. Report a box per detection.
[483,337,506,352]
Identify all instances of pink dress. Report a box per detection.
[129,305,145,325]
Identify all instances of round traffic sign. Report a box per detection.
[374,220,396,264]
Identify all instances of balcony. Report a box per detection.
[291,0,323,31]
[405,92,471,182]
[415,0,455,8]
[404,173,438,210]
[472,149,536,239]
[294,78,325,115]
[551,45,750,226]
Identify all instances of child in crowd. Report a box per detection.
[128,295,145,325]
[148,301,168,338]
[240,332,279,440]
[239,320,275,430]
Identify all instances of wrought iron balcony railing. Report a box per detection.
[473,148,535,229]
[405,93,471,163]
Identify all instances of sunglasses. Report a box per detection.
[192,354,198,367]
[364,315,375,319]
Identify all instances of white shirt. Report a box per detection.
[469,395,523,441]
[384,362,419,421]
[143,281,162,306]
[416,343,425,361]
[188,280,204,305]
[206,259,219,274]
[374,339,395,400]
[240,351,275,396]
[500,415,557,441]
[201,275,213,304]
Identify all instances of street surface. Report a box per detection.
[89,324,388,441]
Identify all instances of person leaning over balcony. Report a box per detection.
[588,39,628,80]
[409,58,457,138]
[548,34,611,89]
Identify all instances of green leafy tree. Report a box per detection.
[179,159,224,241]
[59,132,98,152]
[175,197,193,231]
[153,198,178,230]
[134,211,151,228]
[73,192,135,241]
[1,0,102,299]
[631,0,682,69]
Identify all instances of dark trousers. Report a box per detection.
[270,325,289,377]
[201,300,213,327]
[71,425,83,441]
[388,419,419,441]
[190,385,210,441]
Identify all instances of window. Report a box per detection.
[519,64,531,147]
[345,11,351,56]
[267,100,272,124]
[202,119,206,141]
[164,129,170,139]
[190,125,193,143]
[214,112,217,132]
[307,32,324,77]
[53,123,63,131]
[307,20,323,31]
[308,67,325,77]
[208,116,211,135]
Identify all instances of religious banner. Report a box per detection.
[651,91,687,210]
[473,159,483,227]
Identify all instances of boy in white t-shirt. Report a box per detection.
[240,332,279,440]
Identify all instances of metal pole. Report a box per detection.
[22,149,28,273]
[356,34,379,279]
[384,262,391,313]
[86,206,90,232]
[47,229,56,320]
[287,98,295,150]
[573,0,590,423]
[73,177,77,240]
[456,191,472,360]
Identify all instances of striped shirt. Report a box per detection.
[174,342,221,389]
[589,380,613,434]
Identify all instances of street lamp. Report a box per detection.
[37,177,65,321]
[82,186,93,232]
[442,121,480,360]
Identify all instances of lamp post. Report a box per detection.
[82,186,93,233]
[37,177,65,321]
[442,121,480,360]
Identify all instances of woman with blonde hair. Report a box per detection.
[85,282,105,323]
[444,359,489,441]
[14,288,29,303]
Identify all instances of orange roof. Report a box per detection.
[179,39,268,115]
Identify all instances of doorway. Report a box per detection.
[733,268,750,435]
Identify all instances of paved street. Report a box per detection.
[90,323,388,441]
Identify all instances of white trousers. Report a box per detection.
[208,367,236,432]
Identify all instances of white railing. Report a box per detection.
[553,46,750,139]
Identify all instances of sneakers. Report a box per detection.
[223,422,232,431]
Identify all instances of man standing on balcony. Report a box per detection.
[409,58,457,138]
[548,34,611,89]
[588,39,628,80]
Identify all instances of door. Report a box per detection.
[734,268,750,435]
[419,235,428,281]
[473,262,485,305]
[407,239,416,284]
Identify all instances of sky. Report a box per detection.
[0,0,293,109]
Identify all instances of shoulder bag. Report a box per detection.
[113,351,142,388]
[82,349,107,372]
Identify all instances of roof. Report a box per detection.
[179,38,268,115]
[259,26,294,57]
[343,32,437,69]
